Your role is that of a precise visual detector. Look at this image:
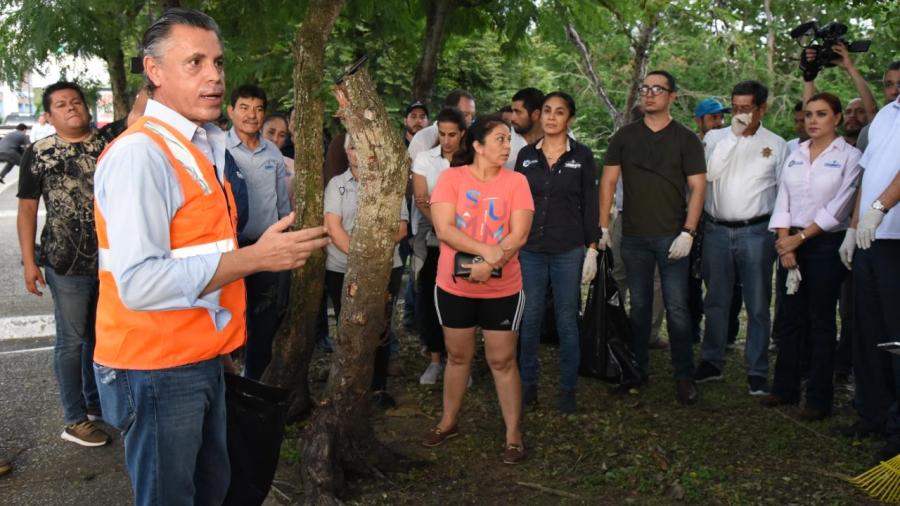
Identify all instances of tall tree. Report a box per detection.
[410,0,454,102]
[261,0,345,420]
[300,64,409,506]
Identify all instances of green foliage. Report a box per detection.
[4,0,896,142]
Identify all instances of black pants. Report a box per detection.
[325,267,403,392]
[771,233,845,412]
[243,270,290,380]
[852,240,900,433]
[0,151,21,179]
[416,246,444,354]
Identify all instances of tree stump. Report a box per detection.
[299,66,409,505]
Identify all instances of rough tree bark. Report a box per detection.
[261,0,345,421]
[763,0,775,80]
[410,0,454,103]
[299,66,409,506]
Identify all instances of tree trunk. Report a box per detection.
[763,0,775,80]
[410,0,454,103]
[564,22,624,129]
[623,16,658,122]
[300,66,408,506]
[261,0,345,422]
[106,45,130,119]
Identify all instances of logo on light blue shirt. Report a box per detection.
[824,160,841,168]
[787,159,804,168]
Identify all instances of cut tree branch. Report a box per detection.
[564,22,624,129]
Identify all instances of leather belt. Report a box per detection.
[705,213,771,228]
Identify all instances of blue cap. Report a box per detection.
[694,98,730,118]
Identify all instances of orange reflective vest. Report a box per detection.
[94,117,246,370]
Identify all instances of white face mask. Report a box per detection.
[733,113,753,127]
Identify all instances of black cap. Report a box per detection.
[405,101,429,117]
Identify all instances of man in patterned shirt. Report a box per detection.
[16,81,110,447]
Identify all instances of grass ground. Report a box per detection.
[271,303,883,505]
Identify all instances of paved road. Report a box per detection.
[0,176,129,505]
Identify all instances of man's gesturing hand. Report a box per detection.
[253,212,330,272]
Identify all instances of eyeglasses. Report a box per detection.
[884,80,900,91]
[638,85,672,96]
[731,105,758,114]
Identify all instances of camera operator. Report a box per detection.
[801,43,878,147]
[857,61,900,152]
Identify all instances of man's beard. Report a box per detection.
[843,124,862,137]
[513,121,532,135]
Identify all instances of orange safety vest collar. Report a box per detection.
[93,116,246,370]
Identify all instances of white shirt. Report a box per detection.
[29,122,55,143]
[411,145,450,245]
[407,123,525,170]
[703,124,788,221]
[858,98,900,239]
[786,137,800,154]
[769,137,861,232]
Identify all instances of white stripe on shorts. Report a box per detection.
[511,290,526,331]
[433,285,444,326]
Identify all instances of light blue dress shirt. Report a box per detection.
[94,99,232,330]
[226,128,290,243]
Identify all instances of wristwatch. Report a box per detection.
[872,199,888,213]
[682,227,697,238]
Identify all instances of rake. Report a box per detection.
[851,455,900,503]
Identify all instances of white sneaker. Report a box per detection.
[419,362,444,384]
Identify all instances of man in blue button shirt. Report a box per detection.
[226,83,292,380]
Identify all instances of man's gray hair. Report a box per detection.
[141,8,223,92]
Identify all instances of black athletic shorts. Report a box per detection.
[434,286,525,331]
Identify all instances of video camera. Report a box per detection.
[790,21,871,81]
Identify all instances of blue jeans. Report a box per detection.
[44,267,100,425]
[95,358,229,506]
[518,247,583,390]
[771,233,845,412]
[851,240,900,433]
[621,234,695,379]
[701,220,775,378]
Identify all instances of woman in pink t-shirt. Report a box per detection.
[421,116,535,464]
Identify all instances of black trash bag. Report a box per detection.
[578,249,642,385]
[223,373,290,506]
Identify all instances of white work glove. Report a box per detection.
[667,231,693,260]
[839,228,856,270]
[785,268,802,295]
[856,209,886,250]
[582,248,599,285]
[731,113,752,137]
[598,227,610,250]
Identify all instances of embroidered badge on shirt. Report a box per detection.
[563,160,581,169]
[761,147,773,158]
[824,160,841,168]
[522,159,539,168]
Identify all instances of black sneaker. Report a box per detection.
[874,438,900,463]
[371,391,396,410]
[694,361,724,383]
[748,376,770,396]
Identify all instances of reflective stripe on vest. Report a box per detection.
[97,239,235,272]
[93,115,245,371]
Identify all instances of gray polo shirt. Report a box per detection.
[324,168,408,273]
[227,128,290,242]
